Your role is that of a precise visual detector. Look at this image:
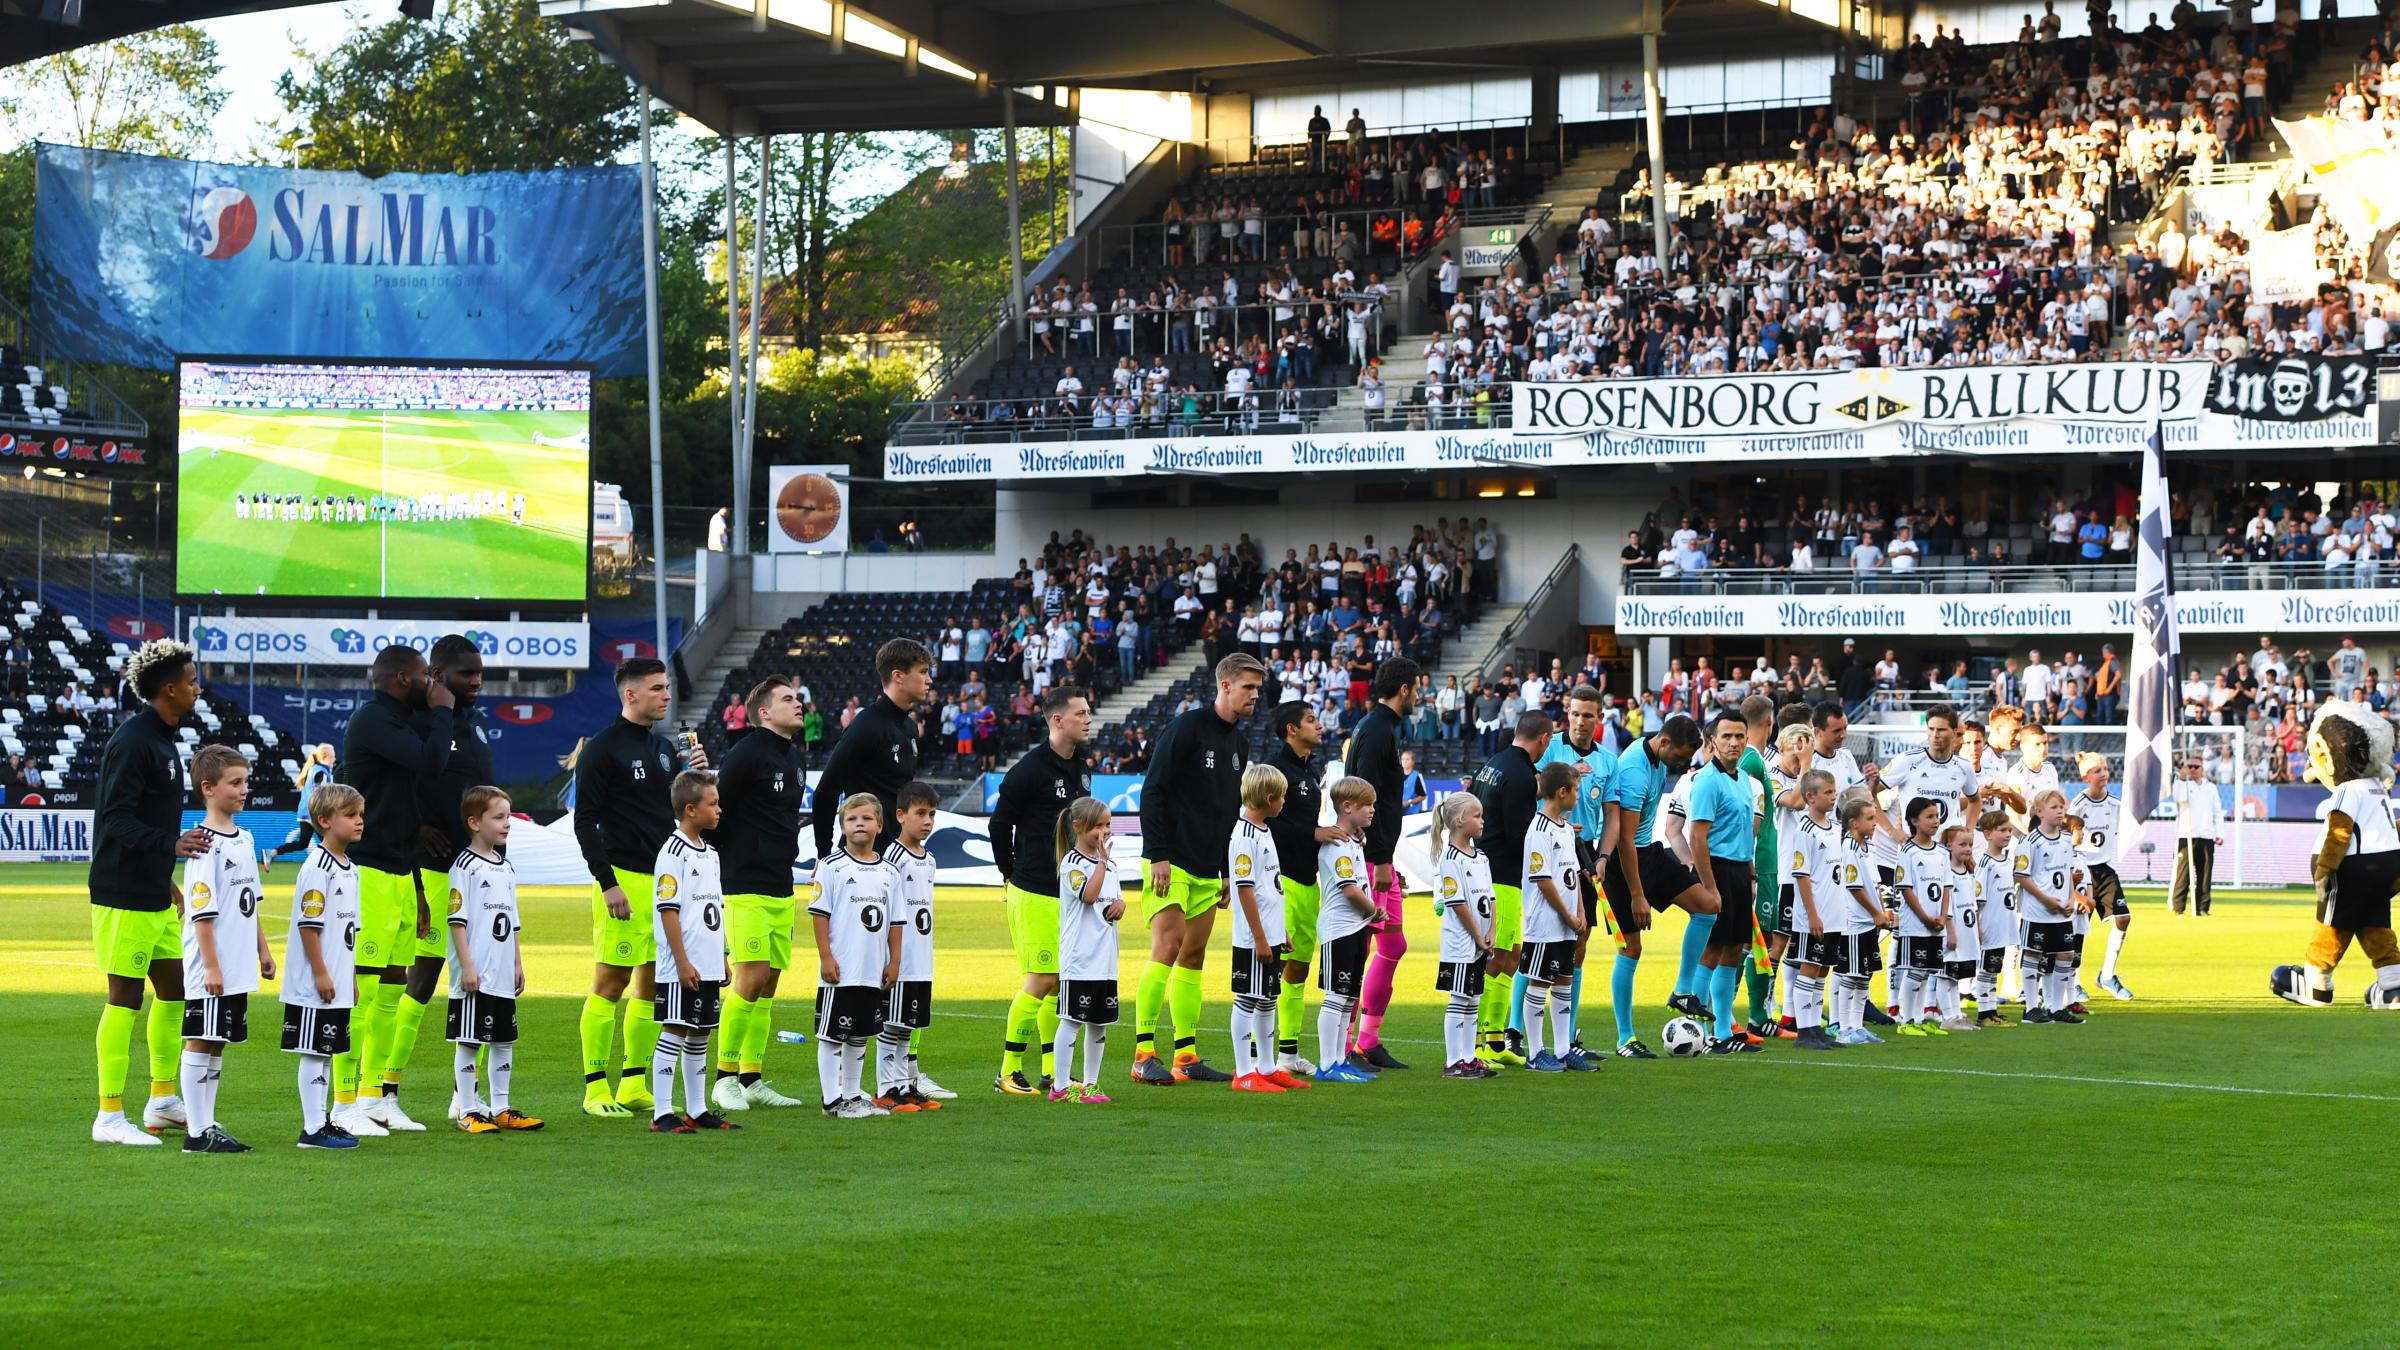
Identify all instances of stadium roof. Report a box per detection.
[536,0,1856,136]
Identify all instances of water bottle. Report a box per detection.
[775,1030,810,1044]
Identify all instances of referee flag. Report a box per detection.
[2118,421,2182,866]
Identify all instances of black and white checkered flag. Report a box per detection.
[2119,421,2181,865]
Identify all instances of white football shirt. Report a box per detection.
[180,826,263,997]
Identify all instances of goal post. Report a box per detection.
[1846,721,2254,890]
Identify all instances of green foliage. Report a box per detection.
[276,0,636,176]
[0,144,30,312]
[0,25,226,157]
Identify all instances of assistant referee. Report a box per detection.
[986,684,1093,1094]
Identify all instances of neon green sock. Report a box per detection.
[384,991,432,1088]
[95,1002,135,1112]
[1743,953,1772,1024]
[338,972,381,1100]
[1167,965,1204,1055]
[621,997,659,1077]
[1134,960,1171,1054]
[1036,995,1060,1080]
[1002,990,1038,1075]
[742,996,775,1073]
[1477,979,1504,1041]
[908,1026,924,1056]
[717,994,753,1073]
[146,998,184,1097]
[579,994,618,1086]
[1275,977,1306,1053]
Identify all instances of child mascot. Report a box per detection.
[2270,702,2400,1007]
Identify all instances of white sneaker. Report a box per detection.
[711,1077,752,1112]
[911,1070,956,1100]
[1275,1052,1318,1078]
[833,1097,880,1119]
[94,1112,162,1146]
[333,1103,389,1137]
[447,1092,466,1122]
[141,1096,187,1131]
[1939,1016,1981,1032]
[2101,975,2134,1002]
[377,1096,427,1132]
[742,1078,807,1108]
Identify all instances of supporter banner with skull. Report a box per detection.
[2203,353,2375,424]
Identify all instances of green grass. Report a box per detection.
[175,407,588,601]
[5,863,2392,1345]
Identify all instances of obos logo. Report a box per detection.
[184,186,259,261]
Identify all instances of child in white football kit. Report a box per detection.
[178,746,272,1154]
[1973,809,2018,1027]
[2069,752,2133,1003]
[1520,763,1589,1071]
[875,783,942,1113]
[1227,764,1292,1094]
[2015,788,2090,1025]
[811,793,904,1119]
[1829,794,1895,1045]
[284,784,365,1149]
[1784,769,1842,1050]
[448,787,543,1133]
[651,771,737,1133]
[1431,794,1498,1078]
[1889,796,1949,1036]
[1313,777,1378,1085]
[1931,822,1983,1032]
[1052,796,1121,1104]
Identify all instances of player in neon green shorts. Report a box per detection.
[333,863,422,1128]
[986,686,1093,1094]
[594,866,659,967]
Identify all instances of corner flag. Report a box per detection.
[2119,421,2182,866]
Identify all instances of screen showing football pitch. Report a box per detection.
[176,358,592,602]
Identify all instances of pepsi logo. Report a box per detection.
[493,702,554,726]
[186,186,258,261]
[107,617,166,640]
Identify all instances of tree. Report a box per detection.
[277,0,636,176]
[0,26,226,157]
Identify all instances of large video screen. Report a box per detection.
[175,358,592,602]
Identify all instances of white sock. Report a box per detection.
[2051,964,2077,1011]
[453,1042,485,1115]
[488,1045,512,1111]
[180,1049,214,1136]
[1840,976,1869,1031]
[1548,984,1574,1051]
[1442,997,1469,1064]
[1317,995,1350,1071]
[1934,974,1956,1021]
[2001,946,2023,998]
[1792,973,1824,1030]
[299,1054,331,1133]
[2103,924,2128,980]
[817,1038,842,1106]
[682,1033,710,1113]
[1901,969,1928,1022]
[1052,1017,1080,1087]
[1081,1023,1107,1083]
[839,1040,865,1100]
[651,1033,685,1118]
[877,1032,908,1096]
[1253,1003,1277,1073]
[1523,983,1549,1057]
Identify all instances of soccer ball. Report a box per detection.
[1662,1017,1707,1057]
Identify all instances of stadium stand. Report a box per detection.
[0,295,149,440]
[0,580,302,806]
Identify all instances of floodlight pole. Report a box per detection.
[640,91,671,677]
[725,138,747,558]
[741,136,771,560]
[1004,85,1028,353]
[1641,0,1673,266]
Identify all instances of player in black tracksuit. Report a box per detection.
[985,685,1093,1089]
[393,634,492,1095]
[1131,653,1265,1082]
[706,675,810,1104]
[1469,712,1552,1059]
[1341,657,1419,1068]
[1263,700,1334,1064]
[810,643,934,861]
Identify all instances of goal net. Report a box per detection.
[1846,720,2260,889]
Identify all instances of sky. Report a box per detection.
[193,1,370,159]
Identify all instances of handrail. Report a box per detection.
[888,372,1430,445]
[1620,559,2398,596]
[1473,542,1579,684]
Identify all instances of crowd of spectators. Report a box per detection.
[178,363,589,411]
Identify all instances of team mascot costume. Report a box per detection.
[2270,702,2400,1007]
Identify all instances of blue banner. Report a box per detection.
[32,145,643,375]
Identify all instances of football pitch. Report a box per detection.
[175,407,589,601]
[6,863,2389,1345]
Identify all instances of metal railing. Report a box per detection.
[890,376,1426,445]
[1474,543,1579,685]
[1620,559,2400,596]
[1183,114,1555,177]
[0,294,150,440]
